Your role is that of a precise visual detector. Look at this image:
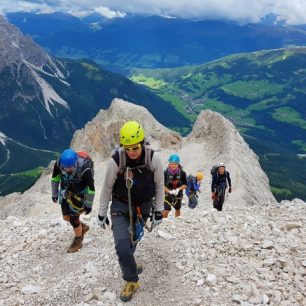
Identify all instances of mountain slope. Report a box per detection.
[0,15,188,195]
[131,48,306,201]
[1,100,305,306]
[7,13,306,71]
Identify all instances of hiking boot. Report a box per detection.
[120,281,140,302]
[81,222,89,238]
[136,263,143,275]
[67,236,83,253]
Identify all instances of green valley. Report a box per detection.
[131,47,306,201]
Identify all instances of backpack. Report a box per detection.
[187,174,194,187]
[210,165,219,176]
[75,151,94,178]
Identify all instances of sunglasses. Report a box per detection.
[124,143,141,152]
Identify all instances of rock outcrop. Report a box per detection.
[185,110,276,206]
[71,98,182,161]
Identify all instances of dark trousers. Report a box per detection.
[111,198,152,282]
[213,193,225,211]
[188,193,198,209]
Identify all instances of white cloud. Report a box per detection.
[0,1,55,14]
[1,0,306,25]
[94,6,126,19]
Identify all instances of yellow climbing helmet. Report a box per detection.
[196,172,204,180]
[120,121,145,146]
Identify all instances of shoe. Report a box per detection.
[67,236,83,253]
[81,222,89,238]
[136,263,143,275]
[120,281,140,302]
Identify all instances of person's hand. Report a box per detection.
[229,187,232,193]
[98,215,110,229]
[174,188,180,196]
[52,197,58,203]
[152,211,163,226]
[211,192,216,200]
[84,206,92,215]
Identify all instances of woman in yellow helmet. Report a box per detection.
[185,172,204,209]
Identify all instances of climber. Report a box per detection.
[51,149,95,253]
[185,172,203,209]
[163,154,187,218]
[98,121,164,302]
[211,162,232,211]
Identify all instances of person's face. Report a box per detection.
[63,166,75,173]
[218,166,225,174]
[124,143,142,159]
[168,162,179,170]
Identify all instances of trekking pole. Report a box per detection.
[125,167,135,245]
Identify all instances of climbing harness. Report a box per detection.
[164,194,181,208]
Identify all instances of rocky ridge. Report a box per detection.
[0,99,305,306]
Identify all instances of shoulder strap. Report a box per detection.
[144,144,153,170]
[118,147,126,172]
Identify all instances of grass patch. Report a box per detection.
[200,99,260,128]
[157,93,194,121]
[292,140,306,152]
[13,167,44,177]
[271,186,293,200]
[247,96,287,111]
[81,62,99,72]
[272,107,306,130]
[221,80,284,100]
[179,72,232,97]
[130,75,168,90]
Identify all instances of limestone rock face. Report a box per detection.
[185,110,276,206]
[71,98,182,160]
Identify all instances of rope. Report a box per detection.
[125,167,135,245]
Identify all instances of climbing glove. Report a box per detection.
[152,211,163,226]
[98,215,110,229]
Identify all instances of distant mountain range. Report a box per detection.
[7,12,306,72]
[0,15,188,195]
[131,48,306,201]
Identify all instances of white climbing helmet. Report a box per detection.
[217,162,225,168]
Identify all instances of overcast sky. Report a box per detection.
[1,0,306,25]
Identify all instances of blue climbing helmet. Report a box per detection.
[168,154,180,164]
[59,149,78,168]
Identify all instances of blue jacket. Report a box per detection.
[185,176,201,197]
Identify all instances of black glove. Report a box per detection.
[98,215,110,229]
[153,211,163,226]
[84,206,92,215]
[229,187,232,193]
[52,197,58,203]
